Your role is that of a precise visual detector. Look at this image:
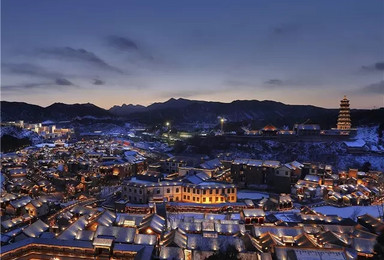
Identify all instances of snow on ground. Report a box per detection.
[344,139,366,148]
[355,126,384,152]
[314,205,383,218]
[1,126,43,144]
[42,120,55,125]
[237,190,269,200]
[337,154,384,171]
[356,126,380,144]
[274,211,300,222]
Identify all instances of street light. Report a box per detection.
[165,122,171,140]
[219,117,225,133]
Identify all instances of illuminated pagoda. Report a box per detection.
[337,96,351,130]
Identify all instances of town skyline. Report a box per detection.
[3,95,380,110]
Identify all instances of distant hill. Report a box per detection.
[109,104,146,116]
[111,98,384,128]
[1,101,111,122]
[2,99,383,128]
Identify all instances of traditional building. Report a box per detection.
[121,178,237,204]
[337,95,352,130]
[231,159,280,188]
[293,124,321,136]
[261,124,278,136]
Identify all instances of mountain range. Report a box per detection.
[2,98,383,128]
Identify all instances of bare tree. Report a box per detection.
[377,203,384,221]
[350,207,362,221]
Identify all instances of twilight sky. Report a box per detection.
[1,0,384,109]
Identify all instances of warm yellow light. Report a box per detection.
[166,122,170,127]
[146,228,153,234]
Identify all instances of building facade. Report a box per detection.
[121,178,237,204]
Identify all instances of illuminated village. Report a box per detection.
[1,97,383,260]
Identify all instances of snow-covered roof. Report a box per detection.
[95,226,136,243]
[23,220,49,238]
[97,210,116,226]
[243,209,265,217]
[160,229,187,248]
[344,139,366,148]
[253,226,304,238]
[75,230,95,241]
[10,196,32,209]
[57,216,88,240]
[70,205,98,217]
[200,158,222,169]
[304,175,320,182]
[138,213,166,234]
[134,234,157,245]
[115,213,143,227]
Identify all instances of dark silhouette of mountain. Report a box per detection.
[146,98,203,111]
[1,101,111,122]
[44,102,111,120]
[109,103,146,116]
[2,99,383,128]
[1,101,45,122]
[123,99,339,128]
[112,98,384,128]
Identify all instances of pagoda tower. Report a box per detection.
[337,96,351,130]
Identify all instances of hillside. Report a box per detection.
[111,98,384,128]
[1,101,111,122]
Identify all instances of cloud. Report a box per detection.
[39,47,123,73]
[223,80,255,88]
[2,62,60,78]
[107,36,139,51]
[2,83,49,91]
[2,78,76,92]
[265,79,284,86]
[55,78,73,85]
[360,81,384,94]
[105,35,156,63]
[361,62,384,72]
[93,79,105,85]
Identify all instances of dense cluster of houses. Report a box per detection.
[2,120,74,139]
[1,135,384,259]
[0,139,148,204]
[1,201,383,259]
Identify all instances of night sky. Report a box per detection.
[2,0,383,108]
